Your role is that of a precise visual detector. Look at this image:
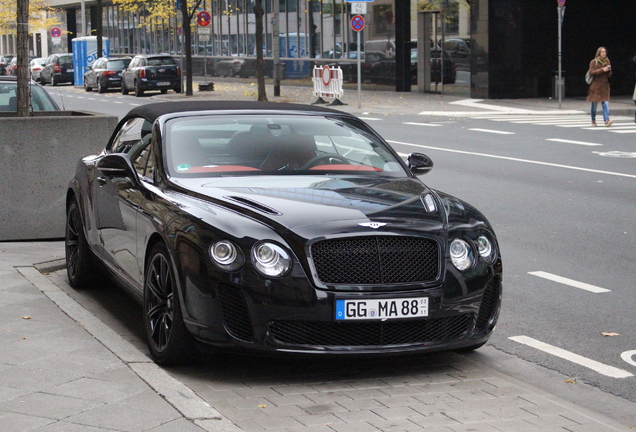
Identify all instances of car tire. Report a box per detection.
[160,89,168,94]
[121,82,129,95]
[143,242,195,365]
[84,80,92,92]
[134,81,144,97]
[97,81,106,93]
[65,197,97,289]
[51,75,57,86]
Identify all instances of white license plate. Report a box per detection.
[157,81,170,86]
[67,68,74,72]
[335,297,429,321]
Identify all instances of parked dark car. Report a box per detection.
[84,56,132,93]
[0,55,14,75]
[0,76,60,112]
[40,53,74,86]
[121,54,181,96]
[368,49,456,85]
[331,51,386,83]
[65,100,502,365]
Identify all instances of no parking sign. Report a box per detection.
[351,15,365,32]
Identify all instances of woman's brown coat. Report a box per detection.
[586,59,612,102]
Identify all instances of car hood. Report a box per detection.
[171,175,445,237]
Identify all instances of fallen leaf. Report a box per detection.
[601,332,620,337]
[565,378,577,384]
[22,316,32,320]
[257,404,267,408]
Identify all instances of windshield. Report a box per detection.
[107,59,131,69]
[0,82,58,111]
[165,114,407,178]
[148,57,176,66]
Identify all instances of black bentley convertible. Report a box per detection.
[65,101,502,364]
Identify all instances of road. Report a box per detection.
[45,84,636,421]
[369,112,636,402]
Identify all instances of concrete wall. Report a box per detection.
[0,112,118,241]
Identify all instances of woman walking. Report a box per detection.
[587,47,613,127]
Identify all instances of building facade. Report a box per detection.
[3,0,635,98]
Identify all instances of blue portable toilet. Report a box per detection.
[279,33,310,79]
[72,36,109,86]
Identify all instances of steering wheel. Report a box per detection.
[300,154,350,170]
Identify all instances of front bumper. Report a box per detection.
[181,266,501,355]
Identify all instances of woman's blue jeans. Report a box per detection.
[591,101,609,122]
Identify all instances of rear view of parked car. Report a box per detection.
[40,53,74,86]
[0,55,14,76]
[121,54,181,96]
[84,56,131,93]
[29,58,46,82]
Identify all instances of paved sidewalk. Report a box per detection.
[1,241,635,431]
[165,76,636,118]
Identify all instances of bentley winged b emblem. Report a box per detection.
[358,222,387,229]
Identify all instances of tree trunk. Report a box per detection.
[181,0,193,96]
[254,0,267,101]
[96,0,103,59]
[17,0,30,116]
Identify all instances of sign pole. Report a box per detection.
[557,1,566,108]
[357,29,361,108]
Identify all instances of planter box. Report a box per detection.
[0,111,118,241]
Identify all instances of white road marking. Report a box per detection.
[528,271,610,293]
[509,336,633,379]
[404,122,442,127]
[546,138,603,146]
[621,350,636,368]
[387,140,636,179]
[468,128,515,135]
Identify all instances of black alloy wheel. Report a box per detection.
[65,197,95,289]
[143,243,195,364]
[84,79,92,92]
[98,80,106,93]
[121,81,129,95]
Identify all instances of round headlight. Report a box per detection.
[450,238,473,271]
[477,235,495,263]
[252,242,291,277]
[210,240,244,271]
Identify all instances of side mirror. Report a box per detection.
[96,154,140,186]
[407,153,434,175]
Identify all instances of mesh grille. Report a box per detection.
[311,236,440,285]
[269,315,472,347]
[217,286,254,342]
[475,282,499,330]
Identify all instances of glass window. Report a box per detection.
[164,114,408,178]
[108,117,147,154]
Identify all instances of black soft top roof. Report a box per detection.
[123,100,347,124]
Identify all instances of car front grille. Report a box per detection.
[269,315,472,347]
[310,236,439,285]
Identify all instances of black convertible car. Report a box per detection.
[65,101,502,364]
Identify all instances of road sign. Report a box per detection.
[51,27,61,37]
[351,15,365,32]
[350,2,367,14]
[197,11,211,27]
[557,0,566,5]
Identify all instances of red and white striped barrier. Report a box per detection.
[312,65,346,105]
